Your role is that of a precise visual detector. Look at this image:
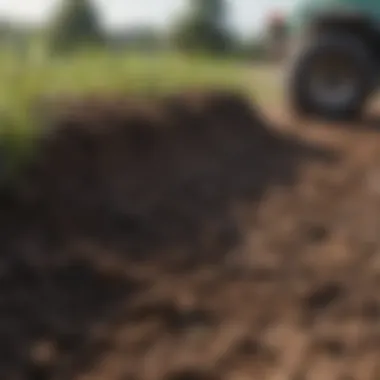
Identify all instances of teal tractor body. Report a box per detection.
[284,0,380,120]
[290,0,380,31]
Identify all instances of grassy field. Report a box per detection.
[0,50,279,124]
[0,50,280,178]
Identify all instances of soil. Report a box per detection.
[1,90,380,380]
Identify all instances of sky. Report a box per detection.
[0,0,298,37]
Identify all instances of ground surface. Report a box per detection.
[2,81,380,380]
[82,106,380,380]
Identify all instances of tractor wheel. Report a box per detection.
[286,33,376,121]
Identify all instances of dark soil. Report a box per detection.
[0,90,378,380]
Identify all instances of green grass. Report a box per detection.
[0,49,280,180]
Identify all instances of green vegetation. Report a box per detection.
[171,0,234,54]
[49,0,104,52]
[0,50,278,130]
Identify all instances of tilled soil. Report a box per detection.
[1,91,380,380]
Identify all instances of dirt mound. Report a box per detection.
[6,90,329,257]
[0,90,348,380]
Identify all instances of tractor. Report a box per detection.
[283,0,380,120]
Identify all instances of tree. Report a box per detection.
[171,0,234,54]
[191,0,227,28]
[50,0,103,52]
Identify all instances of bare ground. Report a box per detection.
[1,92,380,379]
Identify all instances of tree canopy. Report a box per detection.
[172,0,234,54]
[50,0,103,51]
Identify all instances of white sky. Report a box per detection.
[0,0,298,36]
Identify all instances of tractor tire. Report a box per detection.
[285,33,376,121]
